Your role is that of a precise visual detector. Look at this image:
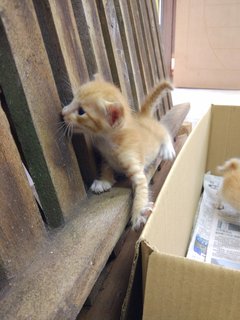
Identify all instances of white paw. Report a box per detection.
[132,215,147,232]
[160,141,175,160]
[90,179,113,193]
[131,202,154,231]
[141,202,154,213]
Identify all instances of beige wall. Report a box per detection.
[174,0,240,89]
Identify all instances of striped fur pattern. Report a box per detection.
[62,76,175,230]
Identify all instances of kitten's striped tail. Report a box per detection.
[140,80,173,117]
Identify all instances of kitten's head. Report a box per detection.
[62,77,129,135]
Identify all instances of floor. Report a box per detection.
[172,88,240,126]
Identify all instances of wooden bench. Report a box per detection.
[0,1,189,319]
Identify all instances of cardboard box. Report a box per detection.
[123,105,240,320]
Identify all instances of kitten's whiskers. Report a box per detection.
[55,120,73,142]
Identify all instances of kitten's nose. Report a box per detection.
[62,101,78,116]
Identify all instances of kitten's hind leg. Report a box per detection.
[90,162,115,193]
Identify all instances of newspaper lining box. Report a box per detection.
[122,105,240,320]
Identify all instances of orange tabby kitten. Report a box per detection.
[62,75,175,230]
[217,158,240,212]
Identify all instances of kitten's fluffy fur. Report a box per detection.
[217,158,240,212]
[62,75,175,230]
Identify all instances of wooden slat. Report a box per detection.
[151,0,173,110]
[33,0,97,188]
[48,0,89,90]
[151,0,169,79]
[144,0,169,116]
[146,0,166,81]
[32,0,73,105]
[0,105,46,276]
[72,0,112,82]
[137,0,158,85]
[97,0,134,108]
[161,103,190,139]
[113,0,145,109]
[159,0,176,78]
[0,0,86,226]
[136,0,167,118]
[71,0,97,79]
[127,1,153,93]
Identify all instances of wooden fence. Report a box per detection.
[0,1,186,319]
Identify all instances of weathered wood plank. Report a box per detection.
[158,0,176,78]
[113,0,145,109]
[151,0,173,110]
[33,0,96,190]
[127,1,152,94]
[70,0,97,79]
[0,187,132,320]
[72,0,112,82]
[151,0,169,80]
[137,0,167,118]
[178,121,192,136]
[32,0,73,105]
[145,0,165,81]
[48,0,89,90]
[161,103,190,138]
[137,0,158,85]
[0,104,46,277]
[97,0,134,108]
[0,0,86,226]
[144,0,169,116]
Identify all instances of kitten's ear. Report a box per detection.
[106,103,124,127]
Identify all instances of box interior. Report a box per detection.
[142,105,240,257]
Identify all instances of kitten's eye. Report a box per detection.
[78,107,85,115]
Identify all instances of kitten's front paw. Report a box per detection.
[131,202,154,231]
[160,141,176,160]
[90,179,113,193]
[132,215,147,232]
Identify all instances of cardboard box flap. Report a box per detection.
[140,107,211,256]
[143,251,240,320]
[207,105,240,174]
[121,240,154,320]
